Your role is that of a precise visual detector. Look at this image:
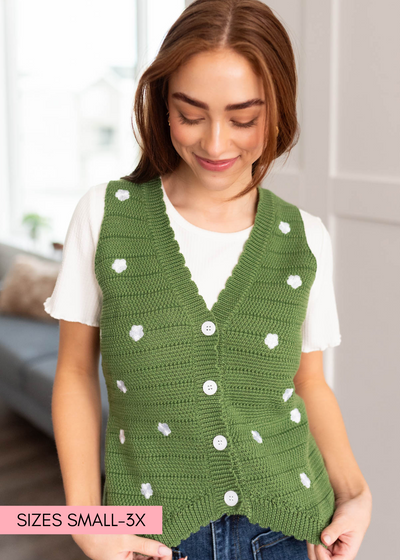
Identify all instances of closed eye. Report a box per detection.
[178,114,258,129]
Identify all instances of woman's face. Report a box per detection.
[167,48,267,190]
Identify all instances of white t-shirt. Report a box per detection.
[43,180,342,353]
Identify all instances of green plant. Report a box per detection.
[22,213,52,240]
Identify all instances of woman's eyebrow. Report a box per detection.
[171,92,265,111]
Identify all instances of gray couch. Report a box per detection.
[0,242,109,475]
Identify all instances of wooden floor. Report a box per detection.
[0,396,102,560]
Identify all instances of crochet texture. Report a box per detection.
[94,176,335,549]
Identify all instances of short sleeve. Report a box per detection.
[301,217,342,352]
[43,183,107,326]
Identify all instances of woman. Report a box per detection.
[46,1,372,559]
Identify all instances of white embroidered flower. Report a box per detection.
[251,430,263,443]
[130,325,144,341]
[300,472,311,488]
[279,221,291,234]
[119,429,125,444]
[290,408,301,423]
[265,333,279,349]
[287,275,302,289]
[282,388,293,402]
[115,189,130,201]
[158,422,171,436]
[141,482,153,499]
[117,380,127,393]
[112,258,127,273]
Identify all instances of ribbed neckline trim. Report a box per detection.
[160,178,253,238]
[143,175,276,328]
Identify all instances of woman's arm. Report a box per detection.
[52,319,103,506]
[293,350,370,501]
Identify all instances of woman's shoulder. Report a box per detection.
[86,181,108,208]
[298,207,325,263]
[72,182,108,246]
[74,181,107,216]
[80,179,154,244]
[267,189,324,250]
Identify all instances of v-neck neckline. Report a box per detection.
[161,179,254,237]
[143,175,276,329]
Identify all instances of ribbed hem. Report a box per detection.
[124,490,334,550]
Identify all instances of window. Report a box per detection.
[1,0,185,255]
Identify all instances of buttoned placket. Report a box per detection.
[139,176,313,511]
[201,319,240,507]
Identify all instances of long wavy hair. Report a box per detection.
[121,0,300,202]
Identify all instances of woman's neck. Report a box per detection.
[160,171,259,233]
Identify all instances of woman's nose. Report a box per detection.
[201,121,231,155]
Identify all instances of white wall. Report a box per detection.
[184,1,399,557]
[265,2,399,558]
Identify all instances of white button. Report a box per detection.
[224,490,238,506]
[213,435,227,450]
[201,321,216,336]
[203,380,217,395]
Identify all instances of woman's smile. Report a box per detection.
[194,153,239,171]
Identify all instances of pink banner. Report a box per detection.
[0,506,162,534]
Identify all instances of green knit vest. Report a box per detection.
[94,176,335,549]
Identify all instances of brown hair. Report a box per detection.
[121,0,300,201]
